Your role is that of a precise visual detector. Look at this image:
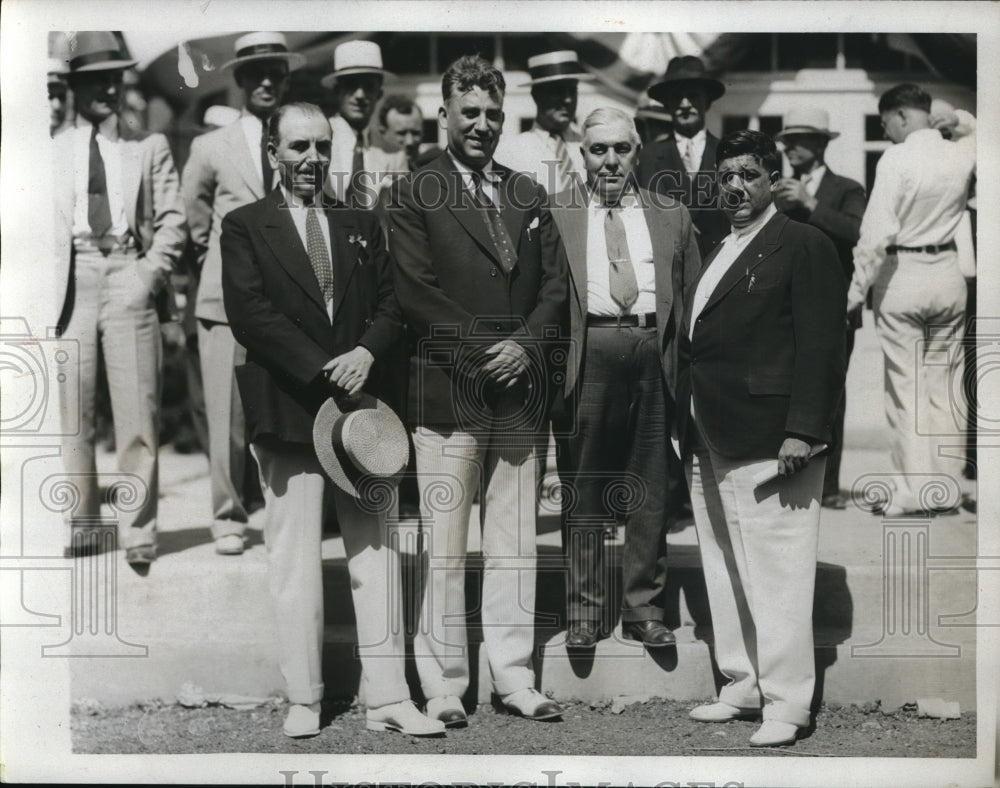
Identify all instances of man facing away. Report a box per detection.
[53,31,187,567]
[221,102,443,740]
[676,130,845,748]
[773,106,867,510]
[846,83,976,517]
[388,54,569,727]
[182,32,303,555]
[549,108,700,649]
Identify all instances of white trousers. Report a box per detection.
[872,254,967,511]
[252,441,411,708]
[686,429,824,728]
[412,418,539,700]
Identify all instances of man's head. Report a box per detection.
[716,130,780,230]
[647,56,725,139]
[267,103,333,205]
[581,107,641,206]
[878,83,932,144]
[774,106,839,175]
[68,68,124,125]
[48,65,70,133]
[235,59,290,120]
[439,55,506,171]
[378,94,423,161]
[322,41,389,132]
[531,80,578,135]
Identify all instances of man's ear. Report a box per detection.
[267,140,280,170]
[437,105,448,131]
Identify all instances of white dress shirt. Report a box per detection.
[239,111,266,189]
[73,114,129,238]
[494,123,585,194]
[585,192,656,316]
[689,202,778,339]
[676,128,707,175]
[326,114,408,204]
[847,113,977,309]
[448,151,501,205]
[282,186,334,321]
[800,164,826,196]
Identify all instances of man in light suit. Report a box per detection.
[676,130,845,747]
[53,32,187,567]
[321,41,408,210]
[549,108,700,649]
[182,32,303,554]
[388,55,568,726]
[222,102,442,739]
[773,107,867,510]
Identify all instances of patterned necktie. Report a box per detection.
[344,130,365,207]
[260,121,273,192]
[88,124,112,239]
[306,208,333,304]
[551,132,574,194]
[471,171,518,274]
[604,208,638,313]
[679,136,697,176]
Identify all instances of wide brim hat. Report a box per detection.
[520,50,596,87]
[221,32,306,72]
[647,55,725,105]
[66,31,137,74]
[313,393,409,500]
[774,106,840,141]
[48,57,70,84]
[320,40,392,88]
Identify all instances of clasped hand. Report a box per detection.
[777,437,811,477]
[481,339,530,390]
[323,346,374,397]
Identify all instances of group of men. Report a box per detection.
[52,29,975,749]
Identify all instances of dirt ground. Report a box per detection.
[72,697,976,758]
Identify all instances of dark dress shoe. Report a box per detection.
[566,621,600,649]
[821,493,848,510]
[125,546,155,566]
[621,619,676,647]
[497,688,563,721]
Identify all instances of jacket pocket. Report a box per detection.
[747,373,793,396]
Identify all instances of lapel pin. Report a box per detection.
[526,215,539,241]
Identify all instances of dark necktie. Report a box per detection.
[306,208,333,304]
[88,124,113,239]
[471,171,518,274]
[344,130,365,208]
[260,121,273,192]
[604,207,638,313]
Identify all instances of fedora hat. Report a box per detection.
[65,31,137,74]
[313,394,409,500]
[321,40,391,89]
[221,32,306,72]
[775,106,840,140]
[647,55,725,105]
[520,50,595,87]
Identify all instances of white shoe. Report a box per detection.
[749,720,800,747]
[366,699,445,736]
[689,702,760,723]
[283,702,320,738]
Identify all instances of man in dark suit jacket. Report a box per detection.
[676,130,845,748]
[635,56,730,260]
[387,55,568,726]
[773,107,867,509]
[549,108,700,649]
[221,103,442,740]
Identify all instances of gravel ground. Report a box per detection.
[72,697,976,758]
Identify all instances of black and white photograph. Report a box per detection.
[1,1,998,785]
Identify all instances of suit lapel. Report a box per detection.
[558,205,589,315]
[328,210,360,323]
[260,192,327,312]
[642,198,674,319]
[439,158,502,265]
[698,212,786,318]
[496,166,526,254]
[225,120,265,199]
[813,168,836,210]
[119,129,143,238]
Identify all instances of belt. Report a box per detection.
[586,312,657,328]
[74,233,136,255]
[886,241,956,255]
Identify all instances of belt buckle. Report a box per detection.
[637,313,648,328]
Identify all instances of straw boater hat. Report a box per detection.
[774,107,840,141]
[312,394,409,499]
[48,57,69,85]
[520,50,595,87]
[320,40,391,89]
[65,31,137,74]
[221,32,306,72]
[647,55,726,105]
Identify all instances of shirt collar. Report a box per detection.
[280,185,323,211]
[675,128,706,147]
[76,113,119,141]
[448,150,499,187]
[590,188,639,211]
[332,113,368,146]
[801,164,826,183]
[732,202,778,240]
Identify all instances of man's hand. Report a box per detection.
[778,437,812,476]
[929,108,959,139]
[846,303,864,330]
[773,178,817,214]
[323,346,374,396]
[481,339,530,389]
